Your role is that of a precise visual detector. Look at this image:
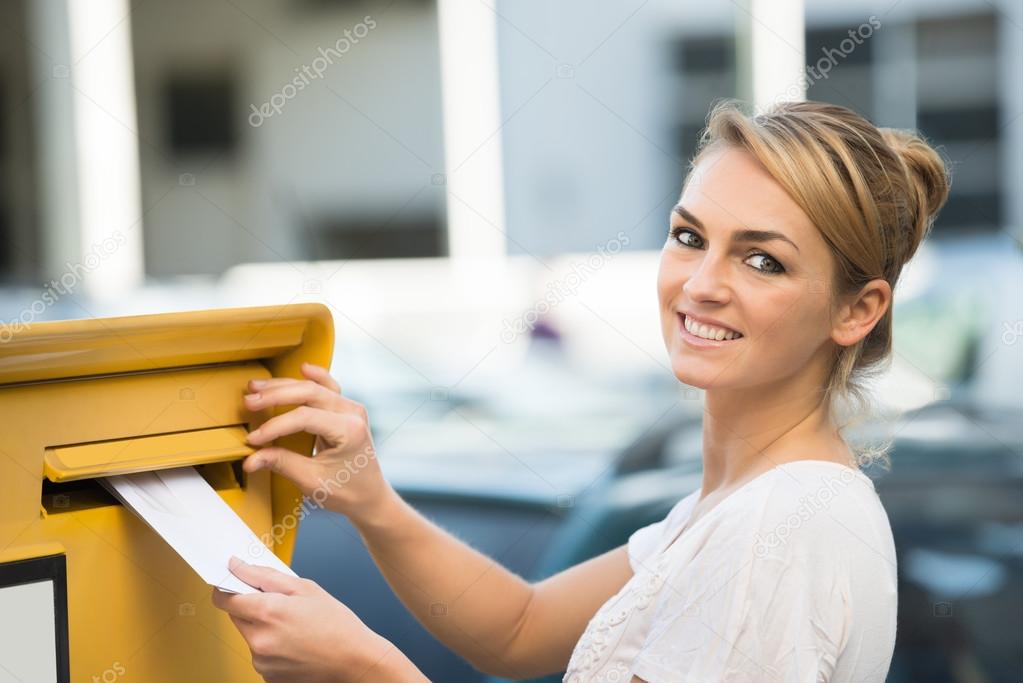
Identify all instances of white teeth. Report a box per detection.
[684,315,742,341]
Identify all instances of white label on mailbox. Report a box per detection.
[0,579,57,683]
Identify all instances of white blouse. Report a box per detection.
[563,460,898,682]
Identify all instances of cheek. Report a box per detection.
[656,250,686,307]
[656,252,688,342]
[748,288,831,359]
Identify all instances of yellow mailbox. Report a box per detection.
[0,303,334,682]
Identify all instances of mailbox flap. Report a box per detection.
[44,425,254,482]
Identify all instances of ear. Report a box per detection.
[831,278,891,347]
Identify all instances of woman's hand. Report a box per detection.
[243,362,393,524]
[212,557,425,682]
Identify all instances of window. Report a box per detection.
[915,12,1001,233]
[311,213,446,259]
[669,34,737,162]
[163,73,239,156]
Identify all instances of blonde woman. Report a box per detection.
[212,100,949,682]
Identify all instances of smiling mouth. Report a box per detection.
[679,313,744,342]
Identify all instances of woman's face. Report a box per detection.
[657,146,839,392]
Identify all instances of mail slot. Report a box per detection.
[0,304,333,682]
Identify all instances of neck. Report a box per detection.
[699,359,843,494]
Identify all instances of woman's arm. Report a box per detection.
[358,492,632,678]
[241,364,633,678]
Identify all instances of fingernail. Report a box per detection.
[245,392,261,401]
[250,379,267,388]
[247,429,261,442]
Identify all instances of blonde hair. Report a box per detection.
[691,100,950,469]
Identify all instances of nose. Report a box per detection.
[682,249,733,304]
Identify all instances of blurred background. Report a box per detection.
[2,0,1022,680]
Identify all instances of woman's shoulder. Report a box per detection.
[741,460,897,568]
[755,459,879,507]
[686,459,886,538]
[629,459,896,572]
[623,461,897,681]
[751,460,888,528]
[678,461,891,560]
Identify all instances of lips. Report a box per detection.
[679,312,744,349]
[680,312,743,342]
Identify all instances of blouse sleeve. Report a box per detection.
[627,493,699,574]
[631,546,851,682]
[627,518,668,574]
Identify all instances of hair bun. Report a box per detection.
[880,128,951,252]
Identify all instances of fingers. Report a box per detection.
[247,363,340,395]
[301,362,341,393]
[213,594,275,677]
[247,406,365,447]
[212,587,262,621]
[213,590,281,624]
[243,446,318,489]
[245,380,364,415]
[226,612,258,642]
[229,556,304,595]
[247,377,302,392]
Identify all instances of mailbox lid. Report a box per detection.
[44,425,255,482]
[0,303,333,386]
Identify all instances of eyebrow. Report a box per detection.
[672,205,801,254]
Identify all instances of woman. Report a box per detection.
[212,100,949,682]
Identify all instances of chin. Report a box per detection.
[666,344,750,390]
[668,354,713,389]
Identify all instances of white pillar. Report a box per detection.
[67,0,145,298]
[746,0,806,111]
[28,0,145,301]
[27,0,81,284]
[435,0,507,261]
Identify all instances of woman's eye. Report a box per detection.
[745,253,785,274]
[671,227,703,248]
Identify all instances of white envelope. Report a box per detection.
[102,466,297,594]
